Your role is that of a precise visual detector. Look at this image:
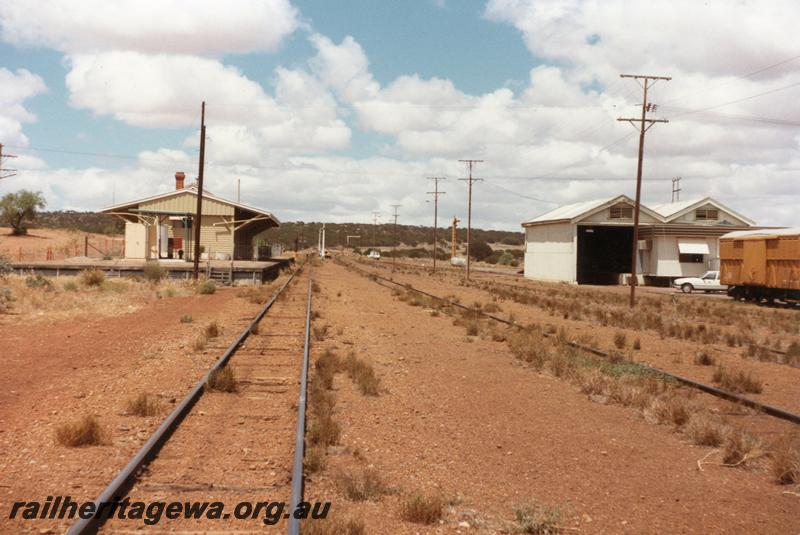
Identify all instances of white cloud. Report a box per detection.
[0,68,47,147]
[0,0,299,55]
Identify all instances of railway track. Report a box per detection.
[373,258,798,364]
[67,267,315,534]
[339,257,800,426]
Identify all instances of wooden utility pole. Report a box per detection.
[0,143,18,180]
[617,74,670,308]
[671,176,682,202]
[458,159,483,281]
[372,211,380,252]
[451,216,460,259]
[192,101,207,280]
[390,205,400,271]
[427,177,446,273]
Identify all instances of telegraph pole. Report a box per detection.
[427,177,446,273]
[192,101,207,280]
[671,176,682,202]
[458,160,483,281]
[0,143,18,180]
[390,205,400,271]
[371,211,380,253]
[617,74,670,308]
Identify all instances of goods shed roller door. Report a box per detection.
[678,241,710,255]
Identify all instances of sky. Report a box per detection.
[0,0,798,231]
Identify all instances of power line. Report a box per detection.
[661,52,800,105]
[670,80,800,118]
[0,143,18,180]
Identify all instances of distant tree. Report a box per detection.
[469,241,493,261]
[0,190,46,235]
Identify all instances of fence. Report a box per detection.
[1,235,125,262]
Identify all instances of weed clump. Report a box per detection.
[207,366,237,392]
[343,352,381,396]
[125,393,161,417]
[204,321,220,338]
[143,261,166,283]
[313,323,329,341]
[513,501,563,534]
[56,415,109,447]
[26,274,54,291]
[712,366,763,394]
[180,314,193,323]
[197,280,216,294]
[613,331,627,349]
[693,351,715,366]
[80,268,106,287]
[771,436,799,484]
[685,413,726,447]
[508,330,549,370]
[335,469,390,501]
[399,493,444,524]
[302,518,365,535]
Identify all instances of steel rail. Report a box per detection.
[67,268,302,535]
[340,258,800,426]
[287,277,313,535]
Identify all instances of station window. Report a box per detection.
[679,253,704,263]
[610,205,633,219]
[695,208,718,221]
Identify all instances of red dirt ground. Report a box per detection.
[303,261,798,534]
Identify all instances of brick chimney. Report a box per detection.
[175,171,185,190]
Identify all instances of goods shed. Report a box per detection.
[522,195,755,285]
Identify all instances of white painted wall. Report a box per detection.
[524,223,577,282]
[651,236,718,277]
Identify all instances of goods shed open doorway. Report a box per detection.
[577,225,633,284]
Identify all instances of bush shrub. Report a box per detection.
[80,268,106,287]
[143,261,166,283]
[25,274,54,291]
[197,280,216,294]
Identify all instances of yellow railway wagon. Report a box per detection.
[720,228,800,303]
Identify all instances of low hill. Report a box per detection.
[256,222,523,249]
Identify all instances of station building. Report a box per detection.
[102,172,280,261]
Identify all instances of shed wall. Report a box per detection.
[524,223,576,282]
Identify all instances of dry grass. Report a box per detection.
[196,280,216,294]
[513,501,563,534]
[335,469,390,501]
[180,314,193,323]
[125,393,161,417]
[722,428,763,466]
[204,321,220,338]
[192,333,207,351]
[302,517,366,535]
[308,403,340,446]
[770,436,800,484]
[613,331,627,349]
[315,350,341,390]
[693,350,715,366]
[343,352,381,396]
[712,366,763,394]
[55,415,109,447]
[399,493,444,524]
[508,330,549,370]
[685,413,726,447]
[652,395,693,428]
[80,268,105,287]
[304,444,327,474]
[313,323,329,341]
[207,366,237,392]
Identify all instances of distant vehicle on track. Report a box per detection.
[673,271,726,294]
[367,250,381,260]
